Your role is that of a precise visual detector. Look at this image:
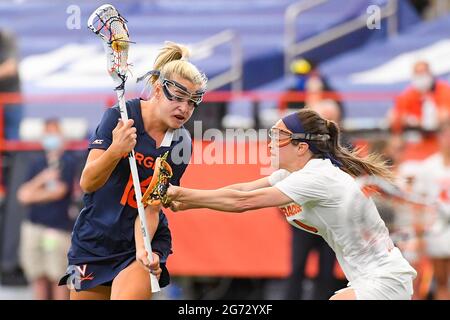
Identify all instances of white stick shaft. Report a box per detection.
[117,90,161,293]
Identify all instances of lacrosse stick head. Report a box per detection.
[142,152,173,207]
[88,4,130,88]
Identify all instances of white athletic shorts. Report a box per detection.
[335,273,415,300]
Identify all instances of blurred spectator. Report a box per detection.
[310,99,349,147]
[282,58,314,110]
[413,120,450,300]
[366,140,433,299]
[284,100,347,300]
[310,99,342,122]
[397,160,423,193]
[388,60,450,134]
[279,58,343,114]
[16,119,77,300]
[369,135,406,171]
[0,30,23,284]
[0,29,22,140]
[394,160,430,299]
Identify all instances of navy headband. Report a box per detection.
[282,113,305,136]
[281,113,342,167]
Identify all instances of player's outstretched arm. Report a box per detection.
[165,177,270,211]
[167,178,272,211]
[167,185,292,213]
[218,177,271,192]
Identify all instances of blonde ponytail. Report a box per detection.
[149,41,207,90]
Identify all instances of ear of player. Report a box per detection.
[141,151,173,207]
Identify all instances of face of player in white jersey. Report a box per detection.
[153,74,203,129]
[269,119,310,172]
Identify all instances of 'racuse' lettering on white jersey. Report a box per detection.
[269,159,417,282]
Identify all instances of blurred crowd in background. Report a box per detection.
[0,0,449,300]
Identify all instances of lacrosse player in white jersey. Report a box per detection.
[413,121,450,300]
[166,109,417,300]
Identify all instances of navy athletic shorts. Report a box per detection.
[58,255,169,292]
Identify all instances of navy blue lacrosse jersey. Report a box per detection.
[68,98,191,266]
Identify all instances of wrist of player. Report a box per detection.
[136,248,151,269]
[107,144,127,160]
[136,247,161,259]
[149,252,162,279]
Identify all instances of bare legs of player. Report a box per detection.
[69,261,153,300]
[329,288,357,300]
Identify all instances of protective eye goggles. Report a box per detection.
[161,78,205,108]
[269,127,330,147]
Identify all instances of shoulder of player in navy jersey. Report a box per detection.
[109,98,140,115]
[105,99,142,129]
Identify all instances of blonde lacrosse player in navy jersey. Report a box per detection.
[60,42,207,300]
[167,109,417,300]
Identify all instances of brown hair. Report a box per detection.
[294,109,394,181]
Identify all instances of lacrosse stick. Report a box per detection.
[88,4,160,293]
[356,175,446,230]
[356,175,431,207]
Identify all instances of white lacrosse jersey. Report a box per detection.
[269,159,417,283]
[414,153,450,257]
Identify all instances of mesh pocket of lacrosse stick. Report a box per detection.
[87,4,132,84]
[88,4,130,50]
[142,151,173,206]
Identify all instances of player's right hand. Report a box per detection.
[110,119,137,157]
[165,184,178,202]
[136,249,162,280]
[168,201,182,212]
